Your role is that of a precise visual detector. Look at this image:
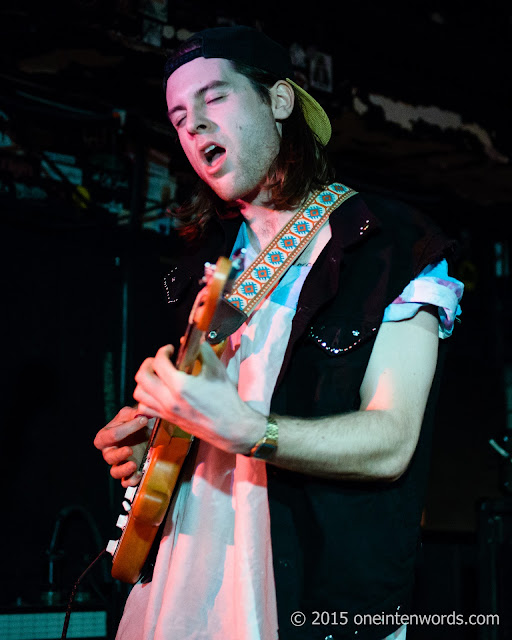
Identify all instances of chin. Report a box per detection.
[210,177,268,205]
[208,182,244,204]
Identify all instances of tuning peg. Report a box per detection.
[231,247,246,271]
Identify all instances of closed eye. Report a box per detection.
[171,113,186,129]
[206,95,226,105]
[171,98,224,128]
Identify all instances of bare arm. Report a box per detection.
[270,308,439,480]
[132,308,439,482]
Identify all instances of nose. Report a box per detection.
[185,107,212,135]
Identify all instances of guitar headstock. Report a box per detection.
[177,252,246,372]
[228,247,247,285]
[193,250,245,332]
[202,248,246,297]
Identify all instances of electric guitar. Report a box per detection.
[106,254,242,583]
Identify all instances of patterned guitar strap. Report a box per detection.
[207,183,357,345]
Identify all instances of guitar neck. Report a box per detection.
[176,324,204,374]
[107,255,236,584]
[140,320,206,466]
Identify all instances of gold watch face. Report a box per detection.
[250,415,278,459]
[251,439,277,459]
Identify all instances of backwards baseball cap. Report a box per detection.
[163,26,332,146]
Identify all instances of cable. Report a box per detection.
[61,548,108,640]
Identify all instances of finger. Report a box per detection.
[132,388,162,418]
[103,445,133,466]
[121,470,142,488]
[94,415,149,450]
[137,403,160,418]
[112,414,149,438]
[110,460,138,481]
[152,347,184,390]
[135,351,176,389]
[133,353,178,410]
[93,416,148,450]
[116,406,139,422]
[157,344,174,359]
[199,341,226,379]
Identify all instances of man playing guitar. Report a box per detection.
[94,26,463,640]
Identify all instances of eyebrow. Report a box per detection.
[167,80,231,119]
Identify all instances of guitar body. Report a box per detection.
[109,422,192,583]
[106,257,235,583]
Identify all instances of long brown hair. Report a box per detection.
[171,61,335,240]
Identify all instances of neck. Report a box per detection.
[236,197,297,253]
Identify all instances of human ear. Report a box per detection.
[269,80,295,121]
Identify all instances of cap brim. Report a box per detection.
[287,78,332,146]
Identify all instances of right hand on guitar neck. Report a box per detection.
[94,406,152,488]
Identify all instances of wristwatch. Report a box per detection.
[247,415,278,460]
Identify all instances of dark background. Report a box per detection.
[1,1,511,638]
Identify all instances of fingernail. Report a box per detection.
[136,415,148,425]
